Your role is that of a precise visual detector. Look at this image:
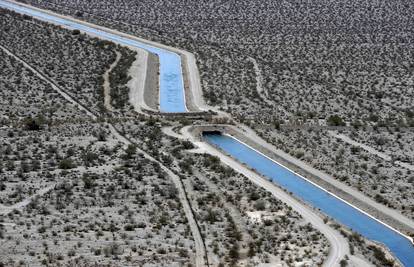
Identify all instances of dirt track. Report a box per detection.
[0,40,207,267]
[103,51,121,111]
[4,1,411,265]
[178,125,369,267]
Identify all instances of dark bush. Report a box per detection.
[23,116,41,131]
[59,158,76,169]
[327,115,346,126]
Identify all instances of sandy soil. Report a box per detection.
[183,51,230,117]
[144,52,160,110]
[103,51,121,111]
[227,125,414,234]
[247,56,272,106]
[0,39,206,267]
[329,130,414,172]
[0,44,96,119]
[4,2,407,266]
[4,0,208,114]
[181,55,200,112]
[101,123,208,267]
[0,184,55,216]
[184,125,405,266]
[127,47,156,113]
[178,125,350,266]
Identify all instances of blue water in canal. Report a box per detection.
[204,132,414,267]
[0,0,187,113]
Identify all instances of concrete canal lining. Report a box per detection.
[202,129,414,266]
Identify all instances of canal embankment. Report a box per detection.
[0,0,205,114]
[191,124,414,238]
[187,124,414,266]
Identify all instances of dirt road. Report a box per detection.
[0,42,207,267]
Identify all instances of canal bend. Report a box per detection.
[1,0,414,266]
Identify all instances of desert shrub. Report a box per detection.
[23,116,43,131]
[59,158,76,169]
[254,200,266,211]
[327,115,345,126]
[369,245,395,266]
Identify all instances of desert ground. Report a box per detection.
[1,0,414,266]
[0,6,332,267]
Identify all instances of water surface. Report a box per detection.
[0,0,187,112]
[204,132,414,267]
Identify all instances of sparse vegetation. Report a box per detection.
[2,0,412,265]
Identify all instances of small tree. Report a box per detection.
[254,200,266,211]
[340,259,348,267]
[327,115,345,126]
[23,117,41,131]
[228,243,240,263]
[96,131,107,141]
[123,144,137,159]
[247,242,256,257]
[59,158,76,169]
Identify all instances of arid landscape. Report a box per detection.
[1,0,414,266]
